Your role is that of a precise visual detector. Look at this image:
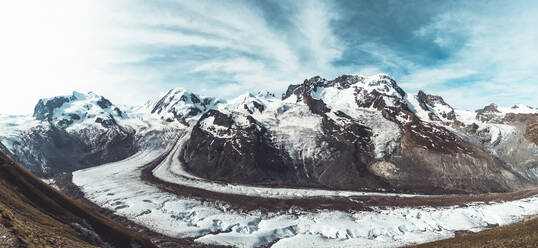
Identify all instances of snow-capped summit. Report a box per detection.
[500,104,537,114]
[475,103,538,122]
[476,103,500,114]
[283,74,405,101]
[256,90,276,99]
[223,91,279,115]
[33,91,125,129]
[147,88,220,123]
[476,103,538,115]
[282,74,407,114]
[407,90,456,122]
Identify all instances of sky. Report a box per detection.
[1,0,537,114]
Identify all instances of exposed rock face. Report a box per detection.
[525,118,538,145]
[388,122,522,193]
[476,103,501,122]
[182,110,299,185]
[10,124,135,177]
[450,104,538,184]
[503,113,538,145]
[34,96,72,121]
[416,90,456,121]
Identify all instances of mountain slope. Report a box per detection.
[177,74,534,194]
[0,150,155,247]
[1,74,536,194]
[1,91,137,177]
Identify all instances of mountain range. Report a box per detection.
[1,74,537,194]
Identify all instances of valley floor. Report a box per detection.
[71,147,538,248]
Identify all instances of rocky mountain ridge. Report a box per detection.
[172,74,537,193]
[1,74,537,194]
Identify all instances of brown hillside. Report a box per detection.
[0,150,155,248]
[412,215,538,248]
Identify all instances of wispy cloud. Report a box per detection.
[0,0,537,114]
[399,1,538,109]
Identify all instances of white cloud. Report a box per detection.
[1,0,537,115]
[291,0,343,70]
[397,3,538,108]
[400,67,476,89]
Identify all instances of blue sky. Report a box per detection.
[1,0,537,114]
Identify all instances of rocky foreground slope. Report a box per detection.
[1,74,537,194]
[0,150,154,247]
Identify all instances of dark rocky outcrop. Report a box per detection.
[181,110,298,186]
[181,108,390,190]
[33,96,73,121]
[504,113,538,145]
[386,121,525,194]
[10,124,136,177]
[96,96,113,109]
[416,90,456,121]
[476,103,501,122]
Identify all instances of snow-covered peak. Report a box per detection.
[283,74,406,104]
[405,91,456,123]
[147,87,220,123]
[223,91,279,115]
[363,73,406,98]
[499,104,537,114]
[256,90,276,99]
[33,91,124,129]
[475,103,537,122]
[198,110,262,139]
[476,103,500,114]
